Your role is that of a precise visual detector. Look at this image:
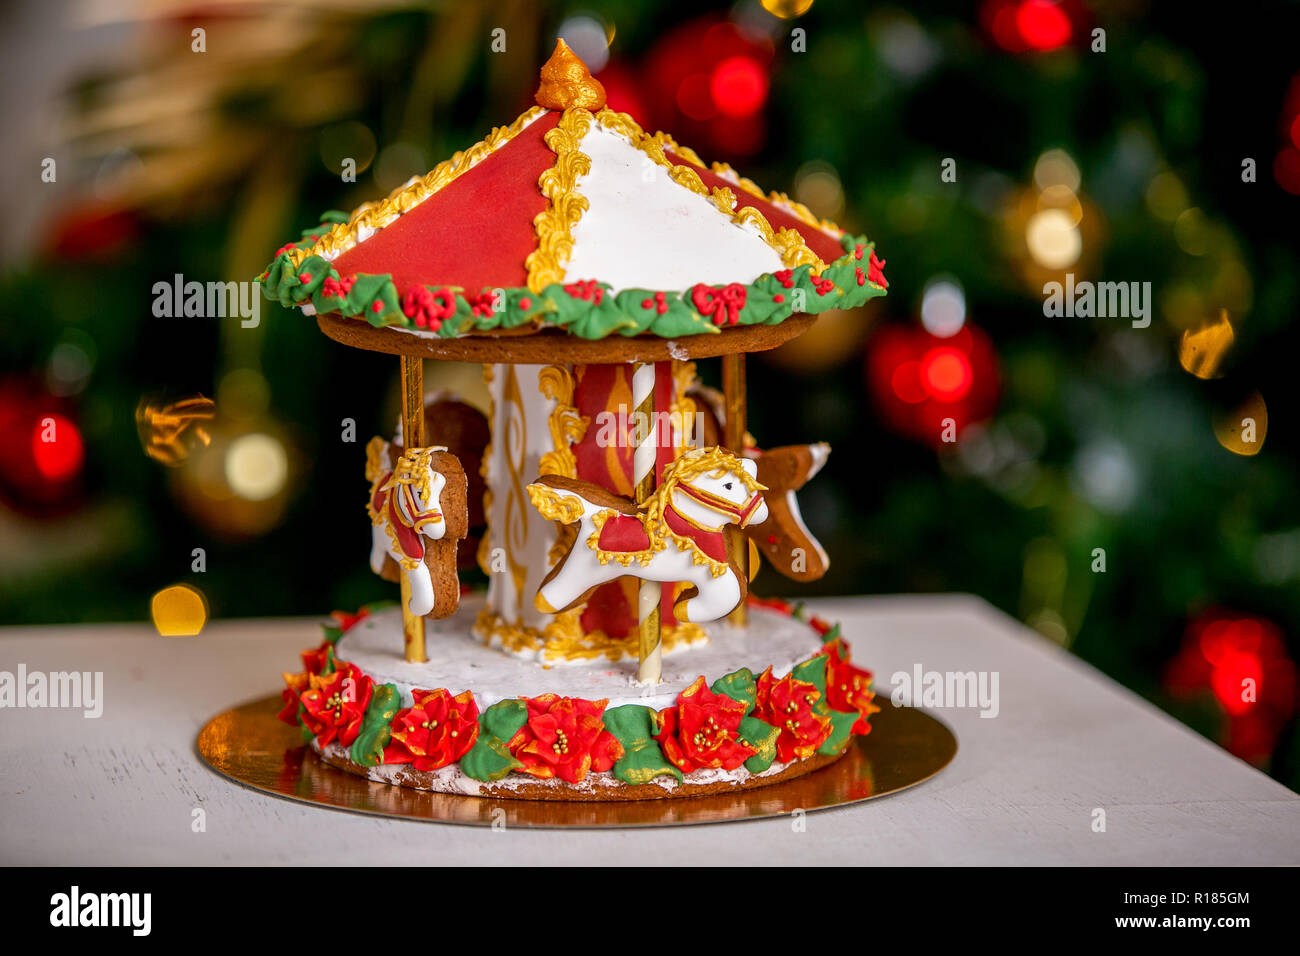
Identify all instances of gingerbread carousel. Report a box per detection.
[250,41,898,802]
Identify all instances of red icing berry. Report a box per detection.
[773,294,785,304]
[854,245,864,260]
[855,267,866,286]
[642,298,653,309]
[299,273,311,284]
[519,297,531,310]
[371,300,383,313]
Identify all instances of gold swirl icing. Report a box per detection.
[525,109,594,293]
[474,606,708,664]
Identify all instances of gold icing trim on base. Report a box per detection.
[474,607,708,664]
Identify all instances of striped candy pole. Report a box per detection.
[399,354,427,664]
[632,361,662,684]
[722,353,748,627]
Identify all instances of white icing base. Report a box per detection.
[336,594,825,713]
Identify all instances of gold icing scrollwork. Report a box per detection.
[525,110,594,293]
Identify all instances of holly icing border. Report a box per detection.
[258,214,888,342]
[279,598,880,788]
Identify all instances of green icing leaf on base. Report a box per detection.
[817,709,860,756]
[460,699,528,782]
[739,715,781,774]
[603,705,682,786]
[710,668,757,715]
[349,683,401,767]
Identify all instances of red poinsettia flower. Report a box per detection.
[277,671,311,726]
[753,666,832,762]
[655,676,757,773]
[298,663,374,747]
[823,638,881,734]
[507,694,623,784]
[748,594,794,615]
[299,641,336,676]
[329,607,371,633]
[383,688,480,771]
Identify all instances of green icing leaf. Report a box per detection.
[821,622,843,646]
[818,709,859,756]
[480,698,528,740]
[603,705,681,786]
[602,703,660,742]
[739,715,780,773]
[460,736,523,781]
[460,699,529,782]
[710,668,757,715]
[320,624,343,645]
[792,655,829,697]
[614,746,683,786]
[349,683,401,767]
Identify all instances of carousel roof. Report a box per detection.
[260,40,887,341]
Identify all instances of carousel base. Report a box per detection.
[196,693,956,827]
[200,595,956,810]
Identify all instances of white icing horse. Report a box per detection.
[527,447,769,624]
[367,441,452,618]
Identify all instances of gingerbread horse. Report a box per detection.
[689,383,832,583]
[527,447,769,624]
[366,437,468,619]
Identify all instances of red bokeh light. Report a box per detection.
[1276,146,1300,194]
[675,72,717,121]
[710,56,768,119]
[30,414,84,482]
[1165,610,1298,764]
[920,348,973,401]
[867,322,1000,447]
[1015,0,1072,51]
[1290,112,1300,151]
[984,0,1078,54]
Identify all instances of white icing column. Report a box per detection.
[483,363,560,632]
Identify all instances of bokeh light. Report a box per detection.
[225,433,288,501]
[1178,310,1234,379]
[1025,207,1082,269]
[30,414,83,482]
[759,0,815,18]
[709,55,768,118]
[150,584,208,637]
[921,347,973,401]
[1033,148,1081,193]
[1214,391,1267,456]
[920,277,966,338]
[558,14,612,73]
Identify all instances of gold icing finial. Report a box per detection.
[535,38,606,111]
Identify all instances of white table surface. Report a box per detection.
[2,594,1297,866]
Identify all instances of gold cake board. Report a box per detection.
[196,694,956,828]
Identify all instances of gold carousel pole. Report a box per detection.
[633,361,662,684]
[722,353,748,627]
[399,353,427,663]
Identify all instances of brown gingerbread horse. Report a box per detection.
[365,436,469,619]
[689,384,831,583]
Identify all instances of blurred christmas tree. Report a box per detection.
[0,0,1296,788]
